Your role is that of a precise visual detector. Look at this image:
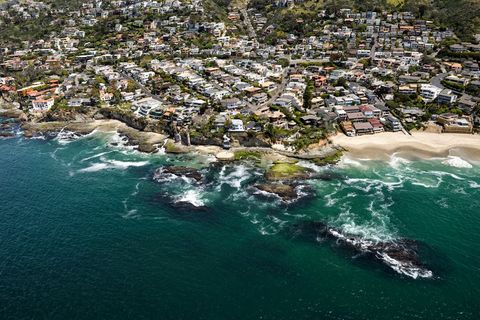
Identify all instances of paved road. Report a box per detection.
[240,8,257,41]
[370,34,378,59]
[430,73,447,90]
[249,67,290,113]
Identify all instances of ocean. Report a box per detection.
[0,129,479,320]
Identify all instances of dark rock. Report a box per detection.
[137,143,158,153]
[154,166,203,182]
[288,220,433,279]
[152,193,209,212]
[0,131,14,137]
[170,201,209,212]
[255,183,298,201]
[314,172,345,181]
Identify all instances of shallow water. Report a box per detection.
[0,132,479,319]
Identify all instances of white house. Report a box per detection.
[32,97,55,111]
[420,84,442,102]
[229,119,245,132]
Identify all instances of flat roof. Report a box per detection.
[353,122,374,130]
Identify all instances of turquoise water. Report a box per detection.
[1,131,480,319]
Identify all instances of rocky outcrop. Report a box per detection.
[99,108,148,131]
[153,166,203,183]
[216,151,235,161]
[0,108,26,120]
[265,161,311,181]
[162,166,203,182]
[288,221,433,279]
[164,141,191,154]
[137,143,158,153]
[254,183,298,201]
[233,133,271,148]
[190,135,223,147]
[314,171,345,181]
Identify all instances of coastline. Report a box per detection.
[4,105,480,165]
[331,132,480,162]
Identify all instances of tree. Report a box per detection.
[303,79,314,109]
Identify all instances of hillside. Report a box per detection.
[238,0,480,40]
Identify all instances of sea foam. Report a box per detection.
[78,159,149,173]
[442,156,473,169]
[174,189,206,207]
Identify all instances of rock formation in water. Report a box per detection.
[254,183,298,201]
[289,221,433,279]
[153,166,203,183]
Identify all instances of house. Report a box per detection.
[68,98,92,107]
[457,95,478,113]
[334,108,348,121]
[353,122,374,135]
[133,97,163,117]
[347,112,366,123]
[384,115,402,132]
[359,105,374,118]
[450,44,466,53]
[343,105,361,113]
[32,97,55,111]
[214,114,228,128]
[300,115,320,126]
[420,84,442,102]
[437,89,457,105]
[445,75,469,87]
[436,113,473,133]
[221,98,243,109]
[229,119,245,132]
[252,93,268,105]
[368,118,384,133]
[340,121,356,137]
[398,84,417,95]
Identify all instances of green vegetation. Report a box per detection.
[441,80,465,92]
[249,0,480,40]
[290,129,327,151]
[303,79,314,109]
[265,161,309,181]
[233,150,262,161]
[312,150,343,166]
[165,140,188,154]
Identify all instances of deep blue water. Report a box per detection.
[1,132,480,319]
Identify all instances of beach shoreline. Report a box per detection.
[331,131,480,162]
[4,104,480,165]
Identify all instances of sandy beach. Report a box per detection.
[331,132,480,161]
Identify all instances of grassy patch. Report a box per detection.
[266,161,308,181]
[234,150,262,161]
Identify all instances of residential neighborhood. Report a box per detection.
[0,0,479,149]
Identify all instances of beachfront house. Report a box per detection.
[384,115,402,132]
[353,122,374,135]
[340,121,356,137]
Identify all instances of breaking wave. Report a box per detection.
[78,157,149,173]
[442,156,473,169]
[174,189,207,208]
